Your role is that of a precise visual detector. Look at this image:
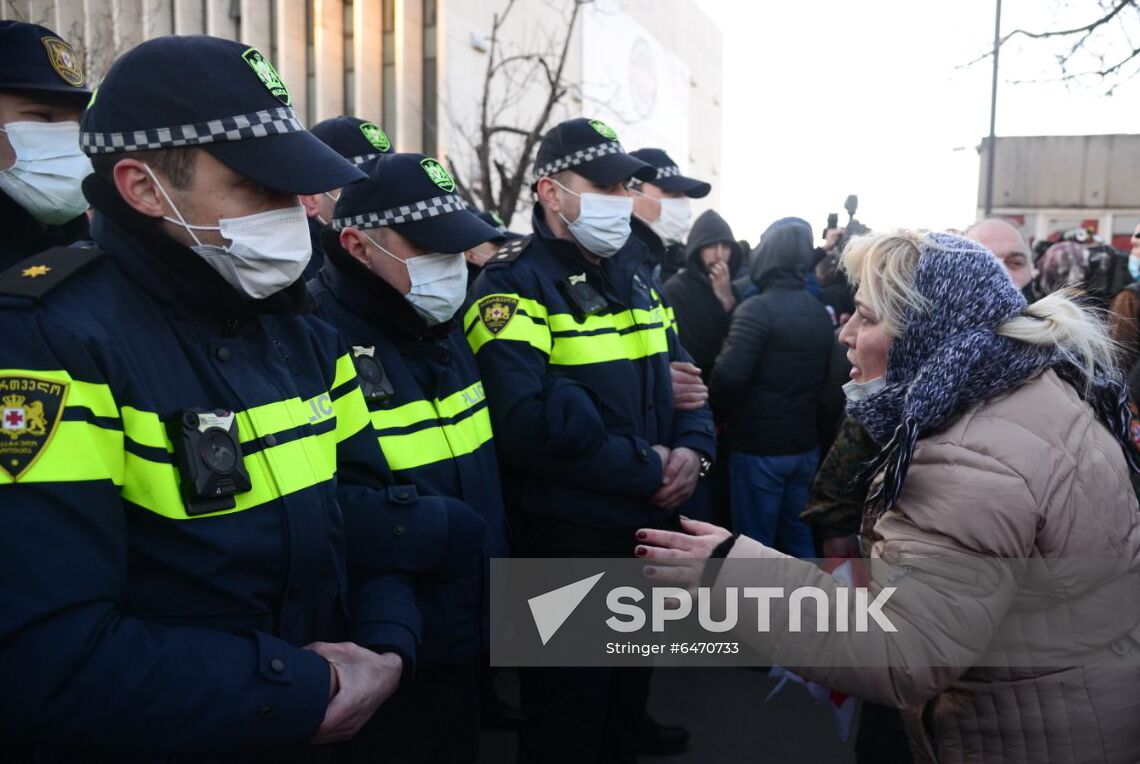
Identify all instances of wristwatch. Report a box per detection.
[698,454,713,479]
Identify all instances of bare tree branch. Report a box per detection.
[961,0,1140,93]
[442,0,590,226]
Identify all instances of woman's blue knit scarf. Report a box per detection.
[846,232,1140,514]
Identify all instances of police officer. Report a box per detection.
[308,151,507,763]
[0,20,93,267]
[464,117,716,764]
[0,36,453,761]
[628,147,710,284]
[301,115,393,278]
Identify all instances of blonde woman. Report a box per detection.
[636,231,1140,763]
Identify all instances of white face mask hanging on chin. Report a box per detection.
[842,376,887,402]
[0,121,93,225]
[144,164,312,300]
[549,177,632,258]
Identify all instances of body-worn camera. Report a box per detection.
[352,346,395,404]
[560,273,609,321]
[168,408,252,516]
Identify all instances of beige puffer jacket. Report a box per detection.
[717,370,1140,763]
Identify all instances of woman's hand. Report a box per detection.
[634,517,733,592]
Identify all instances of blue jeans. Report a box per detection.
[729,449,820,558]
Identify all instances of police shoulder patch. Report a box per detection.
[478,295,519,336]
[488,235,533,265]
[41,36,85,88]
[0,247,103,301]
[0,375,68,481]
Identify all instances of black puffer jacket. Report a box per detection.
[710,217,837,456]
[662,209,743,378]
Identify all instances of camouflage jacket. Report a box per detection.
[801,416,878,538]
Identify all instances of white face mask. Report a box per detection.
[145,164,312,300]
[365,233,469,325]
[635,192,691,246]
[0,121,93,225]
[842,376,887,402]
[550,178,632,258]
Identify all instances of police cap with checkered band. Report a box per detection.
[331,152,502,253]
[310,115,393,165]
[0,21,91,100]
[629,148,710,198]
[80,35,364,194]
[532,117,655,186]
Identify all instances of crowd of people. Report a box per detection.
[1,18,1138,764]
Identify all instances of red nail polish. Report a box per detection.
[635,546,647,557]
[636,531,647,540]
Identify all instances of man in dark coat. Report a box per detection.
[710,217,838,556]
[662,209,743,380]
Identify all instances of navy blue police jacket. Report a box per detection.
[463,204,715,530]
[309,242,508,667]
[0,178,449,760]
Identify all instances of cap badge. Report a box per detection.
[359,122,391,152]
[40,36,85,88]
[420,158,456,192]
[241,48,291,106]
[588,119,618,141]
[21,266,51,279]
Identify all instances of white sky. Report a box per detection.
[692,0,1140,243]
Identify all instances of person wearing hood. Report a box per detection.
[0,21,93,268]
[662,209,743,380]
[628,147,711,283]
[710,217,836,556]
[309,152,508,763]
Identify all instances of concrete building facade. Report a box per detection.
[979,134,1140,251]
[3,0,723,221]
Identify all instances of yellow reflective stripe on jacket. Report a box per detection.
[120,406,169,451]
[332,352,357,390]
[331,385,371,443]
[2,369,346,517]
[465,294,552,356]
[0,420,124,485]
[120,428,339,519]
[370,382,493,471]
[546,306,671,367]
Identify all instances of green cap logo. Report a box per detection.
[359,122,391,152]
[242,48,291,106]
[420,158,456,192]
[589,119,618,141]
[490,211,505,227]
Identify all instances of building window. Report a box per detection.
[305,0,316,125]
[382,0,396,144]
[422,0,437,155]
[344,0,355,116]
